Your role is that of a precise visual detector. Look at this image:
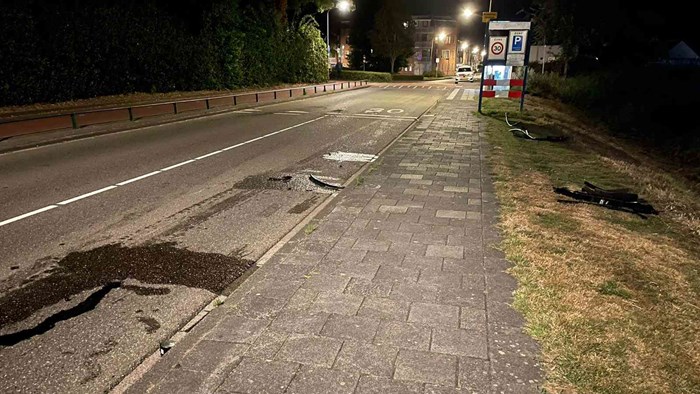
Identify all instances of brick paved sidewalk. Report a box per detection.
[126,99,542,394]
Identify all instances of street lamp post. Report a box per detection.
[460,42,468,65]
[431,32,446,77]
[327,1,352,66]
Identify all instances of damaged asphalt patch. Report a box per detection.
[0,243,253,344]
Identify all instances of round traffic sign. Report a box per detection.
[491,41,504,55]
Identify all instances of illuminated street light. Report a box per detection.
[472,47,479,54]
[462,8,474,18]
[432,32,447,77]
[337,0,351,13]
[461,42,468,50]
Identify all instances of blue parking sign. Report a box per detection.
[512,36,523,52]
[508,30,527,54]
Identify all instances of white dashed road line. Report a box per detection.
[0,116,327,228]
[446,88,460,100]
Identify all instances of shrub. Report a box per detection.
[330,70,392,82]
[0,0,328,106]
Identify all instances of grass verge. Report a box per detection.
[480,98,700,393]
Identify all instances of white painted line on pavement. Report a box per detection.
[345,113,417,120]
[461,89,470,101]
[287,111,309,114]
[274,113,302,116]
[116,171,162,186]
[328,114,414,121]
[194,150,224,161]
[0,116,327,227]
[0,205,58,227]
[446,89,460,100]
[160,159,196,172]
[57,186,118,206]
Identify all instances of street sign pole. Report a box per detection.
[477,27,490,114]
[519,33,533,112]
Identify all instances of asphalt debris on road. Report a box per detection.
[0,242,253,344]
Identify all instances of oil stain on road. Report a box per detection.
[0,243,253,345]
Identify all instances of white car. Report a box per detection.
[455,66,475,83]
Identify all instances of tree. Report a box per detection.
[370,0,415,73]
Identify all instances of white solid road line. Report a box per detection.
[57,186,118,206]
[274,113,302,116]
[461,89,470,101]
[286,110,309,114]
[116,171,162,186]
[0,205,58,227]
[0,116,327,228]
[446,88,460,100]
[160,159,196,172]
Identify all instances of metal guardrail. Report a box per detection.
[0,80,369,139]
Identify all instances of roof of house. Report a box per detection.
[669,41,699,59]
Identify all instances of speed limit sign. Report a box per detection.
[488,36,507,60]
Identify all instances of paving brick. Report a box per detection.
[373,265,419,284]
[286,365,358,394]
[379,205,409,214]
[219,357,298,394]
[458,356,491,393]
[426,244,464,259]
[400,174,424,180]
[408,302,459,328]
[321,314,381,342]
[248,279,303,300]
[373,321,430,350]
[329,260,381,279]
[247,329,288,359]
[204,315,270,344]
[333,341,398,378]
[438,287,485,309]
[377,230,413,244]
[389,282,439,303]
[404,188,430,196]
[424,384,473,393]
[276,335,343,368]
[410,179,434,185]
[435,210,467,219]
[270,310,329,335]
[344,278,393,297]
[357,297,410,321]
[402,255,443,271]
[309,292,364,315]
[353,238,392,252]
[431,327,487,359]
[355,375,423,394]
[419,271,463,289]
[285,288,319,311]
[443,186,469,193]
[410,232,447,245]
[436,172,459,178]
[394,349,457,386]
[302,273,351,293]
[229,295,288,320]
[179,341,249,373]
[460,307,487,332]
[152,369,209,394]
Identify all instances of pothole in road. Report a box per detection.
[0,243,253,346]
[234,172,340,194]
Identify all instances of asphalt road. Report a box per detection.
[0,85,461,393]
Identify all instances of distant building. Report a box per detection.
[406,16,458,76]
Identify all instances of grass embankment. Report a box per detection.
[480,98,700,393]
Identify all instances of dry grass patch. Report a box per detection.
[480,98,700,393]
